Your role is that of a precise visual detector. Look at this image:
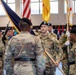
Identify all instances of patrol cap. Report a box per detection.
[40,21,48,28]
[48,23,52,26]
[70,29,76,34]
[20,18,32,26]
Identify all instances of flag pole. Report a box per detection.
[66,0,69,32]
[66,0,70,75]
[66,0,69,53]
[45,50,66,75]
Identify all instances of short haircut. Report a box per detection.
[19,18,32,28]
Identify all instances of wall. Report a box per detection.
[0,0,76,27]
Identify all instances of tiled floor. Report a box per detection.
[55,62,63,75]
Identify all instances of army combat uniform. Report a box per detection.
[69,43,76,75]
[59,34,72,75]
[49,32,57,39]
[59,34,69,75]
[0,37,5,75]
[39,33,62,75]
[4,32,44,75]
[59,34,68,74]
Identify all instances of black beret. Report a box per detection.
[21,18,32,26]
[48,23,52,26]
[0,30,2,32]
[70,29,76,34]
[8,27,12,30]
[40,21,48,27]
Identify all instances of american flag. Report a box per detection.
[22,0,31,20]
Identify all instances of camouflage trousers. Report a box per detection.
[0,58,3,75]
[44,62,56,75]
[69,64,76,75]
[14,61,37,75]
[62,62,68,75]
[62,60,76,75]
[62,59,70,75]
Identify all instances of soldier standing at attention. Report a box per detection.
[4,18,44,75]
[38,21,63,75]
[47,23,57,39]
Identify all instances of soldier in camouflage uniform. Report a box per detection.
[47,23,57,39]
[59,24,73,75]
[4,18,44,75]
[59,33,70,75]
[0,30,5,75]
[69,29,76,75]
[38,21,63,75]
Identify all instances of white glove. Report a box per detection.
[66,31,70,37]
[64,40,70,46]
[3,69,6,75]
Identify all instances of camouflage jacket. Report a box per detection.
[59,34,72,61]
[69,43,76,75]
[0,37,5,69]
[69,43,76,62]
[0,37,5,53]
[50,32,57,39]
[59,34,67,47]
[4,31,44,75]
[39,33,63,64]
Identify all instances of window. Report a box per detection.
[0,0,15,16]
[22,0,58,15]
[31,2,39,14]
[32,0,58,14]
[31,0,39,2]
[50,1,58,14]
[40,0,58,14]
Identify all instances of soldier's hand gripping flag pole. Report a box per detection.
[45,50,66,75]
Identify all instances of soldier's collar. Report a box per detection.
[20,31,30,34]
[40,34,50,39]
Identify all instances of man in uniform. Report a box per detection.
[4,18,44,75]
[0,30,5,75]
[38,21,63,75]
[59,25,71,75]
[6,27,13,40]
[69,29,76,75]
[59,32,70,75]
[47,23,57,39]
